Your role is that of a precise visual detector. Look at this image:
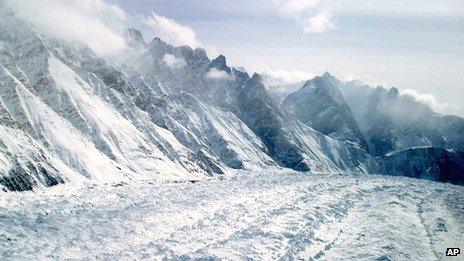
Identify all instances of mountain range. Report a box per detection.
[0,8,463,191]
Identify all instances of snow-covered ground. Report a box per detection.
[1,171,463,260]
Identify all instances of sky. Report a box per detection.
[4,0,464,116]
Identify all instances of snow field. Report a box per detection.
[1,171,463,260]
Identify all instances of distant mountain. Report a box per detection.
[0,10,368,191]
[282,72,464,156]
[282,72,368,151]
[281,73,464,183]
[342,81,464,156]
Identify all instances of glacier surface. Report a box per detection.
[0,171,463,260]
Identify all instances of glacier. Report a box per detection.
[0,3,464,260]
[0,171,463,260]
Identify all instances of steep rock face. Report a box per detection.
[0,125,66,191]
[282,73,368,150]
[209,55,231,74]
[342,81,464,156]
[123,28,147,48]
[282,73,464,158]
[212,72,369,172]
[143,37,212,96]
[436,115,464,152]
[281,73,464,182]
[379,148,464,184]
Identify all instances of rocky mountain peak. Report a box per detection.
[322,71,335,80]
[387,87,399,99]
[148,37,172,50]
[250,73,264,85]
[209,55,231,73]
[123,28,146,48]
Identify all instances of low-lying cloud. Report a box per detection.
[163,54,187,68]
[3,0,207,56]
[400,89,438,109]
[206,68,229,80]
[260,66,314,84]
[144,12,201,48]
[4,0,128,56]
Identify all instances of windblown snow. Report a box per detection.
[0,171,463,260]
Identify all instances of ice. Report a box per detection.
[1,171,462,260]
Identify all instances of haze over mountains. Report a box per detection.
[0,6,463,191]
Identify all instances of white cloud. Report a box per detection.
[274,0,334,34]
[4,0,128,56]
[400,89,438,109]
[260,66,314,84]
[144,12,201,48]
[302,9,334,34]
[399,88,463,116]
[162,54,187,68]
[206,68,229,80]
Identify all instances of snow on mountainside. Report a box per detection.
[282,72,368,150]
[0,4,463,191]
[281,73,464,184]
[282,73,464,158]
[119,27,366,173]
[342,80,464,156]
[0,9,368,191]
[217,72,369,172]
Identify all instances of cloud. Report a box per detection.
[400,89,438,109]
[302,9,334,33]
[260,66,314,84]
[162,54,186,68]
[4,0,128,56]
[206,68,229,80]
[144,12,201,48]
[273,0,334,34]
[396,88,462,116]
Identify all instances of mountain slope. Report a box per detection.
[0,13,200,185]
[378,147,464,184]
[122,30,370,173]
[282,72,368,150]
[0,9,369,191]
[280,73,464,183]
[342,81,464,156]
[209,69,369,172]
